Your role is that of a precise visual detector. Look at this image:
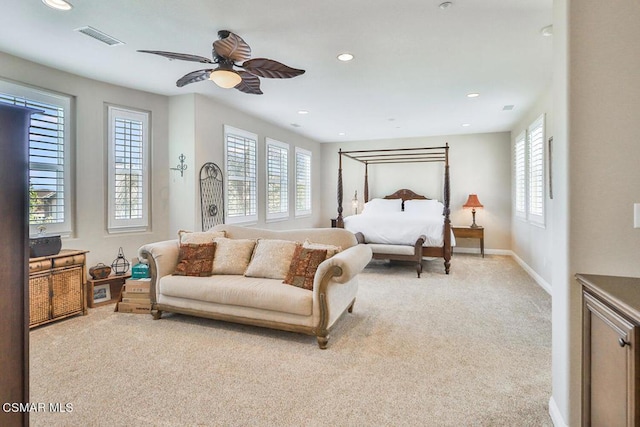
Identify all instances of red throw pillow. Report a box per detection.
[283,246,327,290]
[173,242,216,277]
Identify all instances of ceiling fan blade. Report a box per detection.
[176,69,213,87]
[234,71,262,95]
[213,31,251,62]
[241,58,305,79]
[138,50,214,64]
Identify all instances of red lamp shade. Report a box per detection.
[463,194,483,209]
[463,194,483,228]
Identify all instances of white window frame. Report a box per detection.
[266,138,289,221]
[514,130,527,220]
[295,147,312,217]
[107,105,150,233]
[224,125,258,224]
[527,114,546,227]
[0,80,73,236]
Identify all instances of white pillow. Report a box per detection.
[362,198,402,214]
[404,199,444,216]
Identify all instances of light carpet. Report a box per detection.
[29,254,552,426]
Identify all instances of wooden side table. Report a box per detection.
[452,226,484,257]
[87,273,131,308]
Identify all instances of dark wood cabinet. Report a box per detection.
[578,274,640,427]
[0,104,40,427]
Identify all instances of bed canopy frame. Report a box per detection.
[336,145,451,273]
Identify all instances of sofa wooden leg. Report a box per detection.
[317,335,329,349]
[152,309,163,320]
[444,259,450,275]
[416,262,423,278]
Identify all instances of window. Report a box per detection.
[514,114,546,226]
[514,131,526,219]
[224,125,257,224]
[0,80,72,236]
[107,105,149,233]
[295,147,312,217]
[266,138,289,220]
[527,114,545,225]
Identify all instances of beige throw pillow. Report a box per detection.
[244,239,299,280]
[178,229,226,244]
[212,237,256,275]
[303,239,342,259]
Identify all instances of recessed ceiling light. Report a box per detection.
[42,0,73,10]
[338,132,346,136]
[337,53,354,62]
[439,1,453,9]
[541,25,553,37]
[290,123,301,128]
[297,110,309,115]
[466,93,480,98]
[462,123,471,127]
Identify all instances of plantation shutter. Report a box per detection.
[0,83,71,235]
[528,114,545,225]
[107,106,149,232]
[225,126,258,224]
[295,147,312,216]
[114,118,144,219]
[266,139,289,220]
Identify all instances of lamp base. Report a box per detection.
[469,209,480,228]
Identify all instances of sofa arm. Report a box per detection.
[138,239,180,281]
[314,244,372,286]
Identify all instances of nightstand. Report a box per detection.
[452,226,484,257]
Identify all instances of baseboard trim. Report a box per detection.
[549,396,568,427]
[510,251,552,295]
[452,247,512,256]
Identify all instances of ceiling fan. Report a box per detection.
[138,30,305,95]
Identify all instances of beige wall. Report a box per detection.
[510,85,554,285]
[0,51,170,269]
[320,132,512,252]
[167,93,324,233]
[551,0,640,425]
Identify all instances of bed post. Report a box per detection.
[364,162,369,203]
[337,149,344,228]
[443,143,451,274]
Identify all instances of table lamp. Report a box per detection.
[463,194,483,228]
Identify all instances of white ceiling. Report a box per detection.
[0,0,552,143]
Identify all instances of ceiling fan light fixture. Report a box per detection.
[209,69,242,89]
[42,0,73,10]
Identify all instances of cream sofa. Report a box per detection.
[138,225,372,348]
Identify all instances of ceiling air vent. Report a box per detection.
[74,26,124,46]
[502,105,515,111]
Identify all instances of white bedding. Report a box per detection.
[343,212,455,247]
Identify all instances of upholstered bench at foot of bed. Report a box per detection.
[355,232,426,277]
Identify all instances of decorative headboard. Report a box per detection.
[383,189,430,210]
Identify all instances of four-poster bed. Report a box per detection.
[336,146,452,274]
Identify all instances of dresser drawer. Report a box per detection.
[29,259,51,273]
[53,254,85,268]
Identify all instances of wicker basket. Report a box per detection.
[29,273,50,326]
[51,266,83,318]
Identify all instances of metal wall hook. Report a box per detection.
[170,153,188,177]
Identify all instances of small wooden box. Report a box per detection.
[87,274,130,308]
